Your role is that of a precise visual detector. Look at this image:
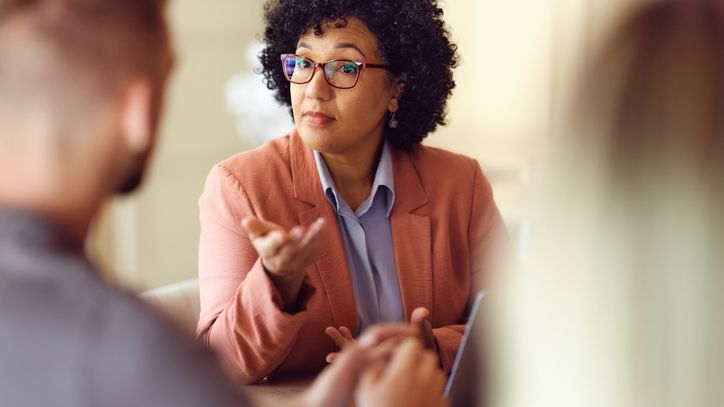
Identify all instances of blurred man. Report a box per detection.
[490,2,724,407]
[0,1,448,406]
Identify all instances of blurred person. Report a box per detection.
[490,1,724,407]
[197,0,507,384]
[0,0,449,406]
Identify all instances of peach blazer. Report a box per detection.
[197,131,505,384]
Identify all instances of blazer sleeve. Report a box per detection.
[468,160,508,301]
[432,160,508,374]
[196,164,312,384]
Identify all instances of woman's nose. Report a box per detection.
[304,66,333,101]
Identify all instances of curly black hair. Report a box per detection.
[259,0,459,150]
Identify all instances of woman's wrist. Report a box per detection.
[265,266,306,312]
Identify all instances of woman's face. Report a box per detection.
[290,17,399,156]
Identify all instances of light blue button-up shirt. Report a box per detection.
[313,142,405,334]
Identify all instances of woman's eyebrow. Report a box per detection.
[295,41,367,58]
[335,43,366,58]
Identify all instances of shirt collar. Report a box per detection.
[313,141,396,217]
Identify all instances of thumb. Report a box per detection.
[411,307,430,324]
[241,216,273,238]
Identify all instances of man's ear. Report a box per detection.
[388,76,406,112]
[119,79,154,154]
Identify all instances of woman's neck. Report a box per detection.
[322,140,384,212]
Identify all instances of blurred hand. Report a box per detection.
[241,216,325,310]
[325,307,437,363]
[301,338,398,407]
[355,338,449,407]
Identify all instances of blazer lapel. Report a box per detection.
[290,132,357,331]
[389,147,433,321]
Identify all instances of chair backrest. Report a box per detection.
[140,278,200,337]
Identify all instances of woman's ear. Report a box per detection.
[388,76,406,112]
[119,78,154,154]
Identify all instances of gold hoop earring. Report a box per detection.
[388,110,399,129]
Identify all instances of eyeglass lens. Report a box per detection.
[283,55,360,89]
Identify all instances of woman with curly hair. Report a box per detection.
[196,0,507,384]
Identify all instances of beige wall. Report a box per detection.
[92,0,641,291]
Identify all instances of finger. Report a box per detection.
[251,230,289,258]
[294,221,325,265]
[339,326,355,341]
[274,239,307,271]
[358,323,418,347]
[411,306,430,324]
[369,334,406,351]
[325,351,340,364]
[268,227,322,274]
[290,228,325,269]
[241,216,279,238]
[288,225,304,242]
[325,327,354,349]
[240,216,266,238]
[260,236,321,271]
[326,333,397,365]
[382,338,423,382]
[364,337,400,363]
[298,218,325,247]
[338,337,400,368]
[278,226,316,269]
[417,319,437,351]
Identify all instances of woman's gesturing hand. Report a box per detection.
[241,216,325,311]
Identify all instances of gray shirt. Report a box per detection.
[313,142,405,334]
[0,207,247,407]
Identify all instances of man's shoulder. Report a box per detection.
[85,283,248,406]
[86,281,207,366]
[0,260,246,406]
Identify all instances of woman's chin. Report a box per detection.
[298,126,342,153]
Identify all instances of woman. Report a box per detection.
[197,0,506,384]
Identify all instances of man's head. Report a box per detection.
[0,0,173,195]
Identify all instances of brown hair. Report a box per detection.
[0,0,169,116]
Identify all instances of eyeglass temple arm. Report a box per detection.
[365,63,388,69]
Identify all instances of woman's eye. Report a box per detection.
[297,59,312,69]
[340,63,358,74]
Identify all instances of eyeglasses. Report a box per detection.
[280,54,388,89]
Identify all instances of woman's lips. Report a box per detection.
[303,112,336,126]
